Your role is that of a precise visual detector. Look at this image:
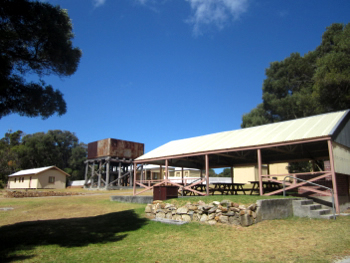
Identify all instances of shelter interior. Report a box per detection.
[133,110,350,214]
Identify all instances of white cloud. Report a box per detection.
[185,0,249,35]
[278,10,288,17]
[136,0,148,4]
[135,0,159,5]
[93,0,106,8]
[134,0,162,13]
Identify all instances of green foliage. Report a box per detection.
[287,162,313,173]
[313,23,350,111]
[0,130,87,183]
[262,52,320,121]
[201,168,218,176]
[287,160,324,173]
[209,168,217,176]
[241,103,270,128]
[242,23,350,128]
[0,0,82,118]
[218,167,232,177]
[0,130,23,184]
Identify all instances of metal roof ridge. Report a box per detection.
[328,109,350,135]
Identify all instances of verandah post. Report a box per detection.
[181,167,184,185]
[257,149,263,196]
[165,159,169,181]
[328,140,340,214]
[205,154,209,196]
[230,167,234,183]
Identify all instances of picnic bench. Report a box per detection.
[179,184,207,196]
[248,181,282,195]
[210,183,246,195]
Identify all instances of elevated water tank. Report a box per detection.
[88,138,144,159]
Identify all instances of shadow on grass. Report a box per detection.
[0,209,148,262]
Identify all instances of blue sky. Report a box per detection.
[1,0,349,154]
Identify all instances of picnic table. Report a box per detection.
[248,181,282,195]
[210,183,246,195]
[179,184,207,196]
[179,183,248,196]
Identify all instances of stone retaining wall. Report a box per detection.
[145,198,298,227]
[145,200,259,227]
[5,190,83,198]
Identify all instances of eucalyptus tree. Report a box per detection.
[241,23,350,128]
[0,130,87,185]
[0,0,82,119]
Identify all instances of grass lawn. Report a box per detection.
[0,189,349,263]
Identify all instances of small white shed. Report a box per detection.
[8,166,70,189]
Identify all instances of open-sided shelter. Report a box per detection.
[8,166,70,189]
[133,110,350,213]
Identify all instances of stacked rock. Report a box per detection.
[145,200,258,227]
[5,191,82,198]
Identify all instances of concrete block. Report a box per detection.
[151,218,188,225]
[256,198,300,222]
[110,195,153,204]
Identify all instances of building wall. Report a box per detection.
[37,170,67,189]
[333,143,350,176]
[234,166,256,184]
[173,169,201,178]
[233,166,268,184]
[336,174,350,197]
[269,163,289,180]
[8,169,67,189]
[136,169,175,181]
[8,175,39,189]
[334,114,350,148]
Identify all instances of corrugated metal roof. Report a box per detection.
[8,166,70,177]
[136,110,349,161]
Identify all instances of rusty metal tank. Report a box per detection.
[88,138,144,159]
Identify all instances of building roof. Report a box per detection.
[9,166,70,177]
[136,110,350,162]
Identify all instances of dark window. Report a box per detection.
[48,176,55,184]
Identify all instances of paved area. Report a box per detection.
[151,218,189,225]
[334,256,350,263]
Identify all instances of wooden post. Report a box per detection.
[84,162,89,187]
[160,165,163,180]
[230,167,234,183]
[328,140,340,214]
[90,162,95,189]
[133,163,137,195]
[130,164,133,187]
[118,162,121,186]
[97,161,102,188]
[205,154,209,196]
[181,167,184,185]
[140,165,144,184]
[165,159,169,181]
[257,149,263,196]
[105,158,110,189]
